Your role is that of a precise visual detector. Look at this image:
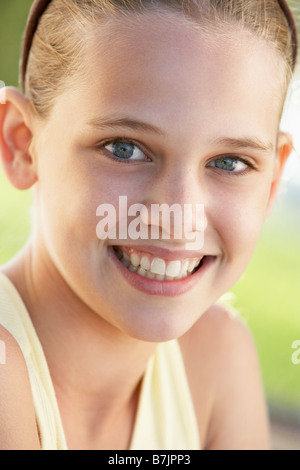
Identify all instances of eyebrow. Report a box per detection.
[87,116,274,153]
[87,116,165,136]
[213,137,274,154]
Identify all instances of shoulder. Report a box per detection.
[179,303,270,450]
[0,324,40,449]
[179,302,255,379]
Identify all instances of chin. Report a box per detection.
[116,308,198,343]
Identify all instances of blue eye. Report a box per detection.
[207,157,249,173]
[104,141,147,161]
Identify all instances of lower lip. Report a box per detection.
[108,247,216,297]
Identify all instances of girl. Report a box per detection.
[0,0,298,450]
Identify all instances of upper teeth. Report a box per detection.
[115,248,202,281]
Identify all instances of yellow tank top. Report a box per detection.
[0,272,200,450]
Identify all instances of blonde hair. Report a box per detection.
[24,0,296,118]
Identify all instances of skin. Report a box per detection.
[0,12,292,449]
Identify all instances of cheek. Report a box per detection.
[35,158,102,262]
[36,157,145,256]
[209,180,272,261]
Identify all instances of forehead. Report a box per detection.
[53,12,284,139]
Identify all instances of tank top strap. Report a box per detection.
[130,339,200,450]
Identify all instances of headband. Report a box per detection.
[20,0,298,91]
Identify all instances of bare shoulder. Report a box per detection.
[179,303,270,450]
[0,325,40,449]
[180,302,257,365]
[179,302,256,385]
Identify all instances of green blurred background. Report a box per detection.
[0,0,299,429]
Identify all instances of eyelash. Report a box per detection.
[206,155,257,176]
[97,138,151,164]
[96,138,257,174]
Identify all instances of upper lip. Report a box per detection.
[113,243,212,261]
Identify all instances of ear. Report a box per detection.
[264,132,293,219]
[0,87,37,190]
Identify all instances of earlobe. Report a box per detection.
[264,132,293,219]
[0,87,37,190]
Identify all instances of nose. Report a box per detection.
[140,165,208,247]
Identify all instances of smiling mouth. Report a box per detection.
[113,246,206,281]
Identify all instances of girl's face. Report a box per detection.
[32,14,289,341]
